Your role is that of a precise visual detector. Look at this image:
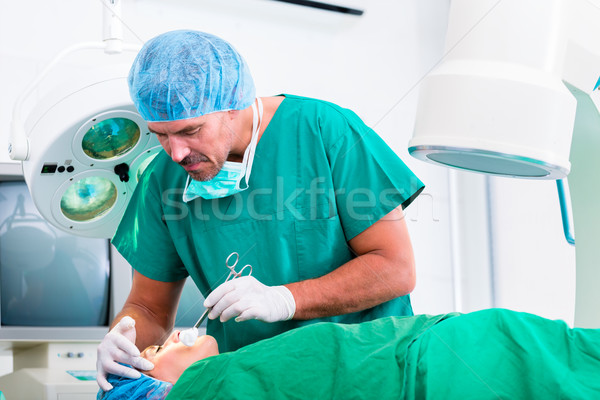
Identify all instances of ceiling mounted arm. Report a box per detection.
[103,0,124,53]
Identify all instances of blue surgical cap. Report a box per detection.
[96,372,173,400]
[128,30,256,122]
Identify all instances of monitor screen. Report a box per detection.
[0,180,110,327]
[0,162,206,340]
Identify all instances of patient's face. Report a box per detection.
[140,330,219,384]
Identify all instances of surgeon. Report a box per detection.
[96,29,425,391]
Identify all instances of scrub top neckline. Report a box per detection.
[254,94,288,157]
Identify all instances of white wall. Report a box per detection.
[489,177,576,324]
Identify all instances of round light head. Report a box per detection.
[59,176,118,222]
[81,117,141,160]
[22,64,161,238]
[409,146,569,179]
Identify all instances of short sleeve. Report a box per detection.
[325,108,424,240]
[111,157,188,282]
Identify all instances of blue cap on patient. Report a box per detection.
[128,30,256,122]
[97,370,173,400]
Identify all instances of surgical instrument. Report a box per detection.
[180,252,253,346]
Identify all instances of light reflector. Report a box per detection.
[82,117,141,160]
[60,176,118,222]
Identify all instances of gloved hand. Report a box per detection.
[96,316,155,391]
[204,276,296,323]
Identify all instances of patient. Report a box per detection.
[97,331,218,400]
[99,308,600,399]
[138,330,218,384]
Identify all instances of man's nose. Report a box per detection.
[168,136,190,163]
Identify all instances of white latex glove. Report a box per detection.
[204,276,296,323]
[96,316,155,391]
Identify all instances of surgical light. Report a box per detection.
[8,0,160,239]
[409,0,576,179]
[408,0,600,329]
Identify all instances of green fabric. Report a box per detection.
[168,313,458,400]
[403,309,600,399]
[167,309,600,400]
[112,94,424,352]
[0,391,5,400]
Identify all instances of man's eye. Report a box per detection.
[156,345,162,353]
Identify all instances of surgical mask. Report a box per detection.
[182,98,263,202]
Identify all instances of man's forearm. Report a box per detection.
[286,250,416,320]
[111,304,174,351]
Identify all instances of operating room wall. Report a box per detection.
[0,0,576,375]
[488,177,576,322]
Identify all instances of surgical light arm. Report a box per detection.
[8,0,140,161]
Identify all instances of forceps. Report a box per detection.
[223,251,253,283]
[180,252,253,346]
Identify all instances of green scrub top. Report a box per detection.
[112,94,425,352]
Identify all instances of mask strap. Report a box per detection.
[182,175,193,202]
[237,97,263,190]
